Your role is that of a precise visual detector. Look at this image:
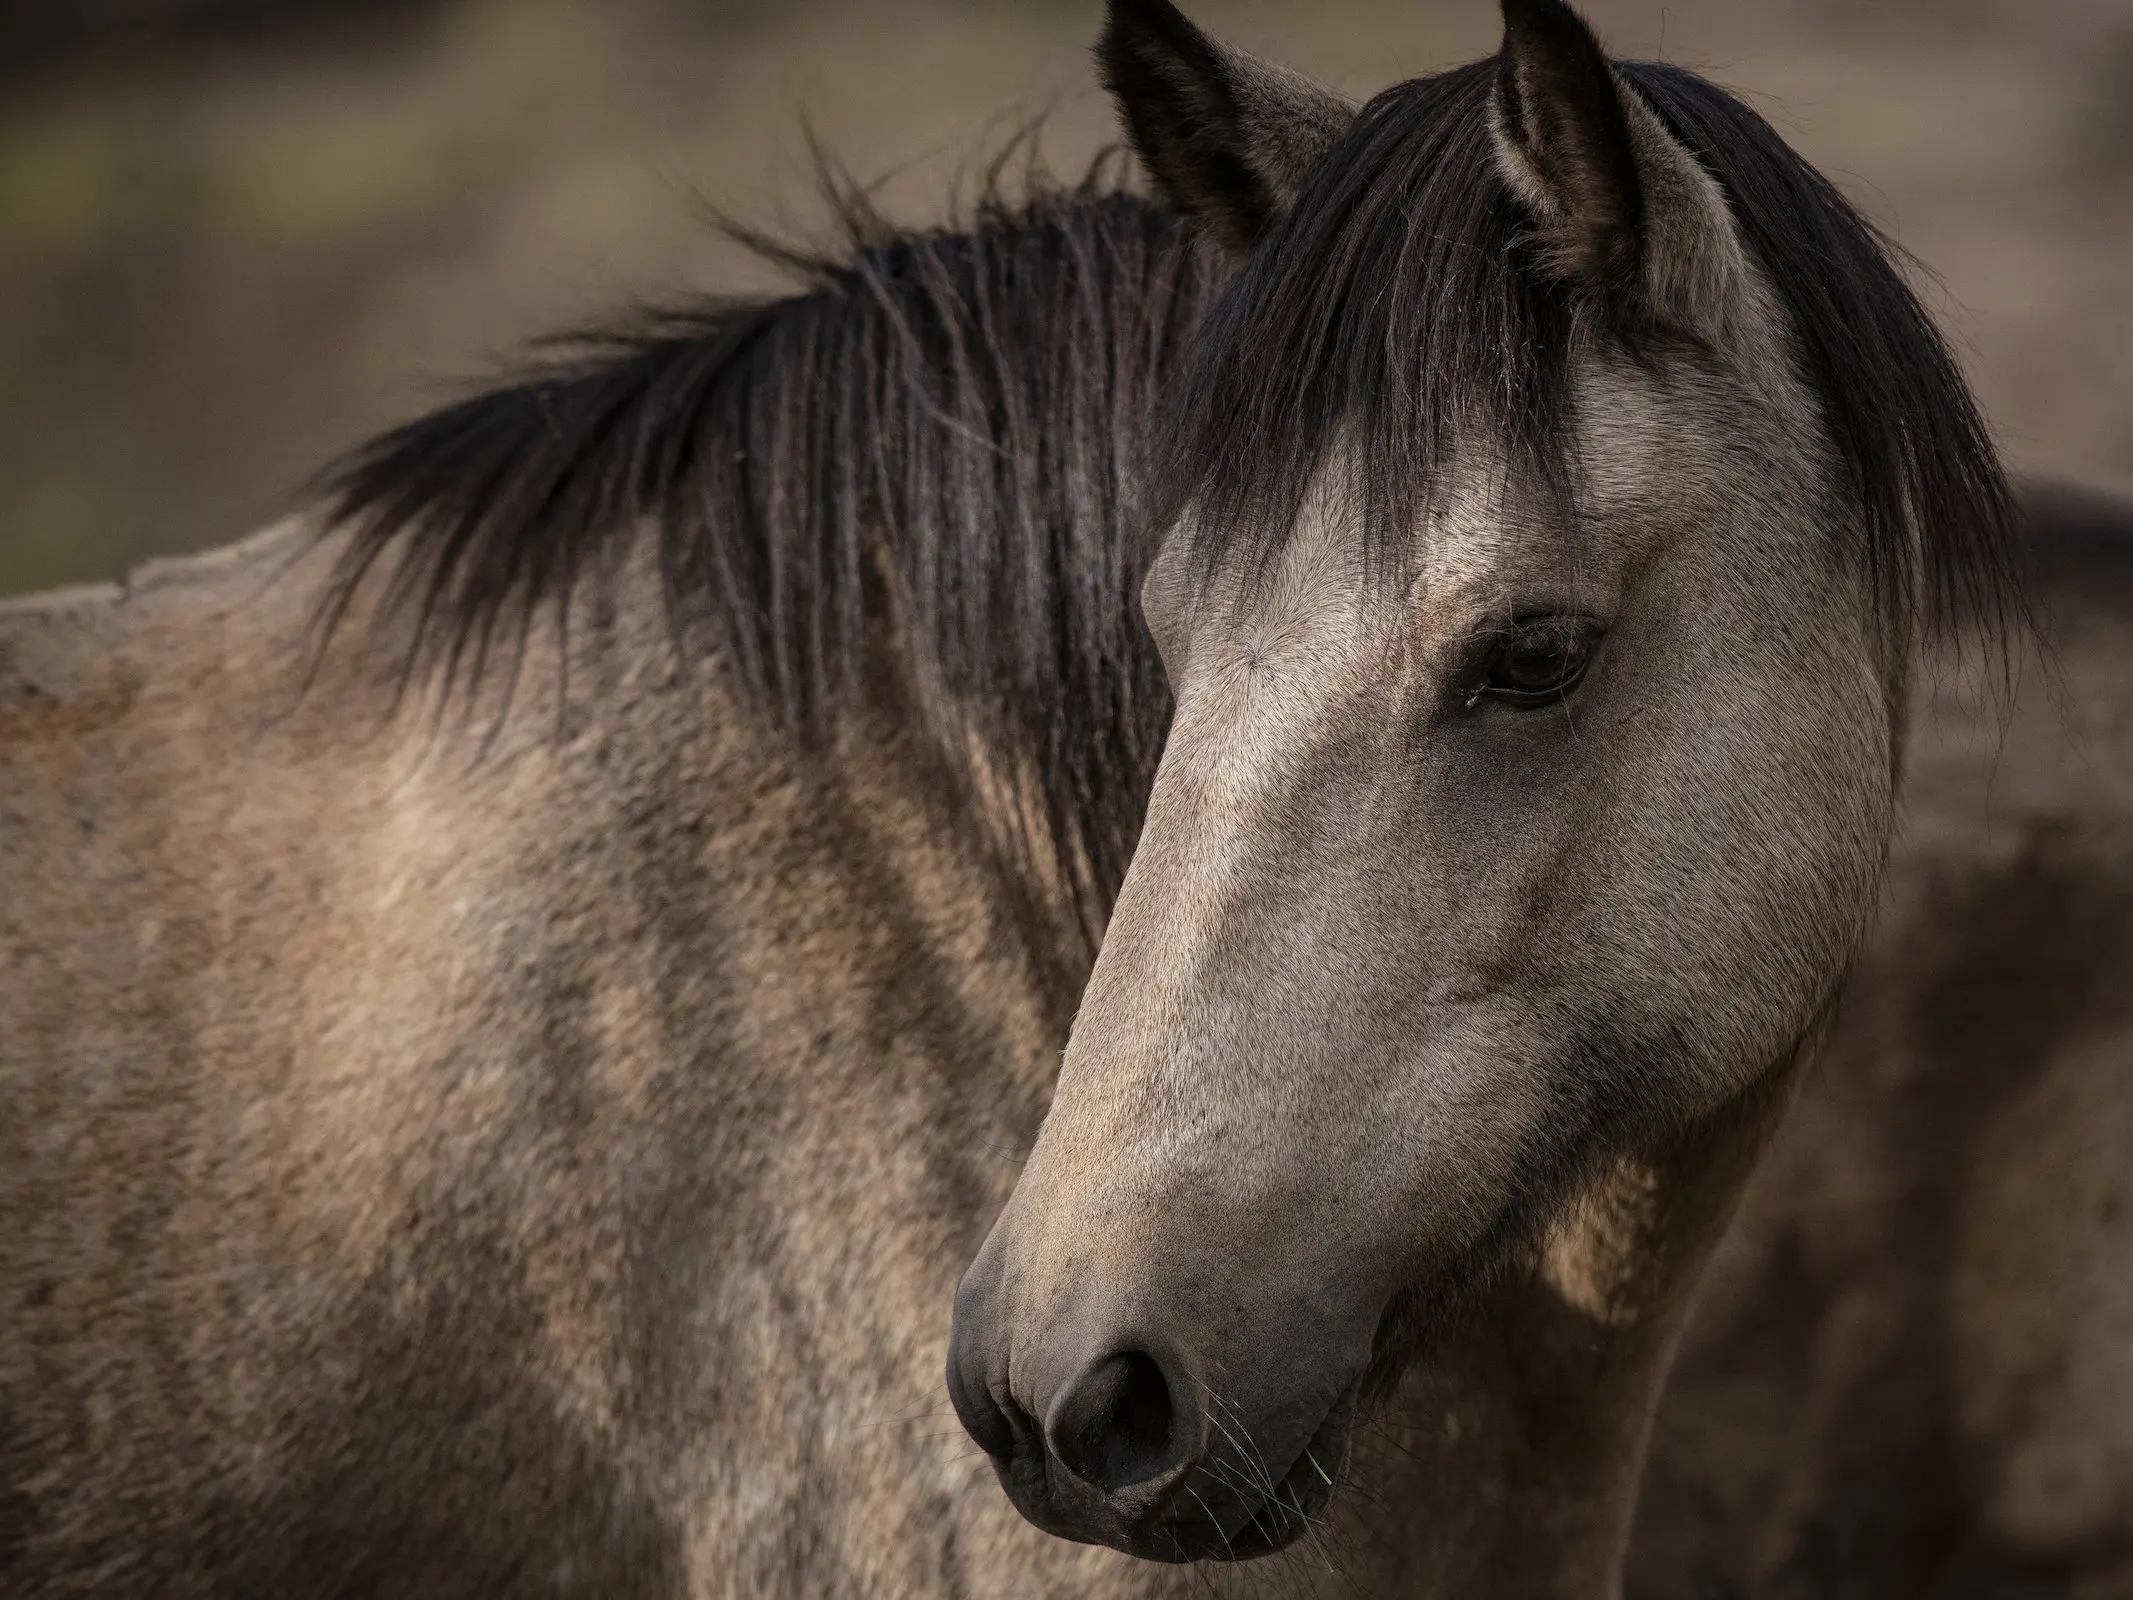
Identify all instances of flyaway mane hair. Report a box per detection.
[318,161,1221,925]
[317,59,2023,917]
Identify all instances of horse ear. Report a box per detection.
[1098,0,1354,254]
[1492,0,1747,334]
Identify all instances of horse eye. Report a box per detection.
[1476,618,1601,709]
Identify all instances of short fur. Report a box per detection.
[3,1,2124,1596]
[320,165,1218,927]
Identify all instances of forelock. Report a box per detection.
[1151,56,2023,656]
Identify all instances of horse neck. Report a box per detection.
[1321,1055,1802,1594]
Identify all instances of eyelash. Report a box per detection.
[1463,618,1602,711]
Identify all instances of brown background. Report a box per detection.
[2,0,2131,599]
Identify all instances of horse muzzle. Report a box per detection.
[945,1237,1362,1561]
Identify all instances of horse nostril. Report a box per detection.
[1047,1350,1179,1495]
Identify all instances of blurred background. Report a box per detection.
[2,0,2130,598]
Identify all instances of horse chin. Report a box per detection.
[1069,1383,1360,1565]
[1195,1386,1356,1562]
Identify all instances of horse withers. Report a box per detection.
[4,0,2129,1595]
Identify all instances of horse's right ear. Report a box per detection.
[1098,0,1353,254]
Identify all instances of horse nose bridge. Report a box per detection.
[1075,797,1354,1075]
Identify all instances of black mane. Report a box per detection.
[319,163,1219,922]
[318,56,2023,918]
[1157,58,2022,641]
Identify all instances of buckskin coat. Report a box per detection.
[4,6,2131,1597]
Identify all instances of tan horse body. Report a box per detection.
[3,0,2130,1589]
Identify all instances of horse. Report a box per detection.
[2,0,2127,1593]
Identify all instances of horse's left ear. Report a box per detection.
[1492,0,1747,335]
[1098,0,1354,255]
